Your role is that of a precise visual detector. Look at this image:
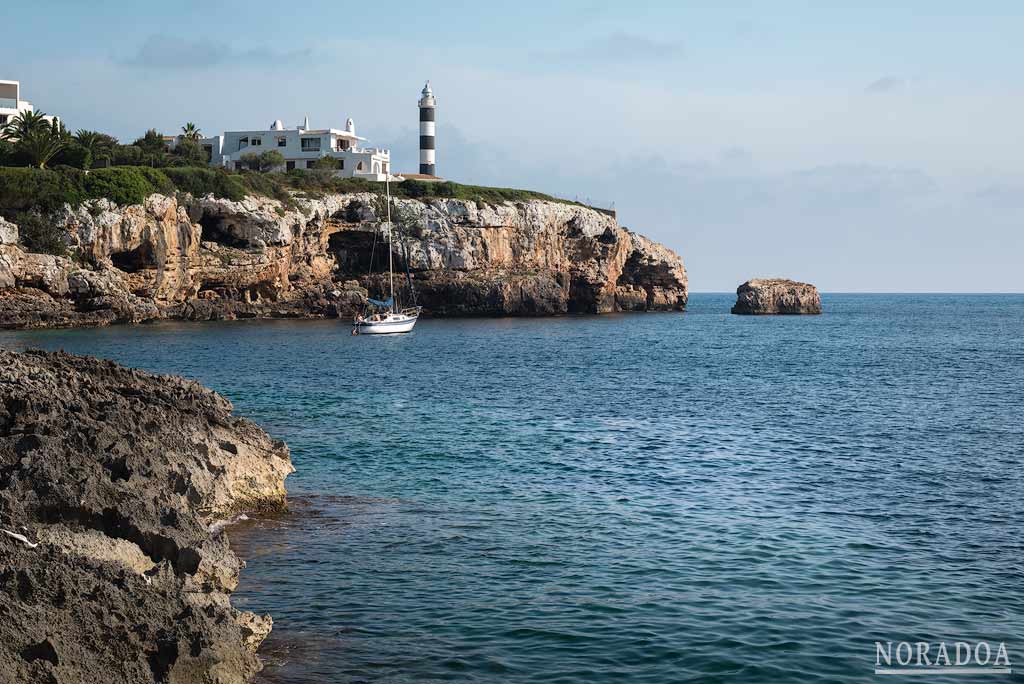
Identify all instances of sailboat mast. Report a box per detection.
[386,175,395,312]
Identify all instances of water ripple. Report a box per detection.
[2,294,1023,682]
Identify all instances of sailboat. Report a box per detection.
[352,175,421,335]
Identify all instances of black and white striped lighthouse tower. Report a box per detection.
[418,81,436,175]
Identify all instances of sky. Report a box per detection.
[6,1,1024,291]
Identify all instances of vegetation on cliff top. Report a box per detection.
[1,111,212,170]
[2,115,573,210]
[0,166,567,214]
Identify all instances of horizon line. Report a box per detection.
[690,291,1024,295]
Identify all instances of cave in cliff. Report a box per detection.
[328,230,407,278]
[198,215,249,249]
[110,242,156,273]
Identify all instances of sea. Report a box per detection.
[2,293,1022,683]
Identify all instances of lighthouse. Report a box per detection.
[418,81,436,175]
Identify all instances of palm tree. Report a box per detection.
[74,129,111,154]
[1,110,51,142]
[181,122,202,140]
[74,129,117,164]
[20,119,69,168]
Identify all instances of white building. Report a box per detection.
[0,80,37,127]
[172,116,391,181]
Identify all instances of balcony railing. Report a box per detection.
[344,147,389,156]
[0,98,18,110]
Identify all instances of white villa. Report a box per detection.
[170,116,391,181]
[0,80,38,127]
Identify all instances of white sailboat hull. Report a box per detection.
[353,175,421,336]
[355,312,419,334]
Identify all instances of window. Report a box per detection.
[237,136,248,151]
[276,136,287,147]
[286,161,295,171]
[300,137,321,152]
[305,160,315,169]
[202,145,213,162]
[251,136,262,146]
[234,162,243,171]
[356,161,365,171]
[0,114,7,125]
[335,139,348,151]
[338,159,344,170]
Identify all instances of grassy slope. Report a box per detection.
[0,166,573,213]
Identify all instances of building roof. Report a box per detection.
[210,127,367,141]
[397,173,445,182]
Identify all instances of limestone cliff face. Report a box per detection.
[0,191,687,328]
[0,217,17,246]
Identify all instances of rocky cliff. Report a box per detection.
[0,192,687,328]
[0,349,293,683]
[731,278,822,315]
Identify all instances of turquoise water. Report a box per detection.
[2,294,1023,683]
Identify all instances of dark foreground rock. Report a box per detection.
[0,349,293,683]
[731,278,822,315]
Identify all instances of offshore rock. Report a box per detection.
[731,278,822,315]
[0,349,293,684]
[0,191,687,328]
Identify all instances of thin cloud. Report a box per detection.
[865,76,905,93]
[975,184,1024,209]
[123,35,313,70]
[548,32,683,63]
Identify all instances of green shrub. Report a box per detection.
[277,169,378,196]
[0,167,85,211]
[0,139,16,166]
[171,138,207,166]
[398,179,428,198]
[0,164,574,217]
[133,129,166,155]
[82,167,165,206]
[15,212,67,256]
[135,166,175,195]
[235,170,292,204]
[111,145,145,166]
[53,144,92,170]
[258,150,285,171]
[386,179,561,204]
[161,167,248,201]
[238,152,261,171]
[310,156,339,170]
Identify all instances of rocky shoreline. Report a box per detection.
[0,193,688,329]
[0,349,293,683]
